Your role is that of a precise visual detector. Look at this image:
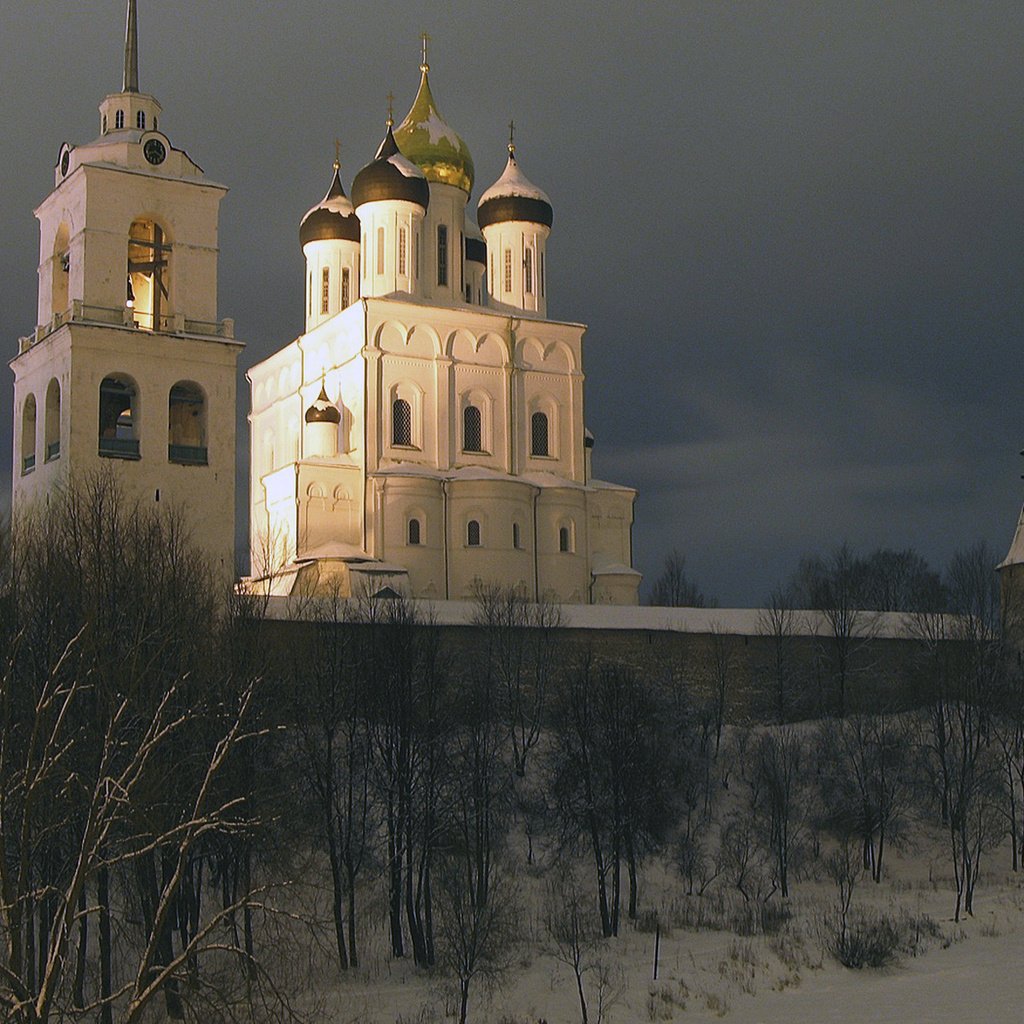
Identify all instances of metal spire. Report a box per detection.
[123,0,139,93]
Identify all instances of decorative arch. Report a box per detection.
[516,336,547,370]
[168,381,207,465]
[99,374,140,459]
[21,394,37,474]
[406,506,427,546]
[44,379,61,462]
[558,519,576,554]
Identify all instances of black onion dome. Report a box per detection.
[352,127,430,211]
[477,152,553,230]
[305,385,341,425]
[465,236,486,265]
[300,169,360,247]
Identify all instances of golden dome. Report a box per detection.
[393,69,474,194]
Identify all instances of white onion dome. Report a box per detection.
[477,150,553,229]
[304,385,341,425]
[352,126,430,211]
[465,218,486,266]
[300,167,360,247]
[393,68,475,194]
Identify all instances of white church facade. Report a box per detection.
[11,3,641,606]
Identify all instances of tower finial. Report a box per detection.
[123,0,139,93]
[420,31,431,73]
[508,120,516,156]
[386,92,395,128]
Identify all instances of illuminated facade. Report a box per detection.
[247,45,641,603]
[11,0,243,577]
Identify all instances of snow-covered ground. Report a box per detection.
[306,841,1024,1024]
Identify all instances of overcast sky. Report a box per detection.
[1,1,1022,605]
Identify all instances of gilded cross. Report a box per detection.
[420,31,431,72]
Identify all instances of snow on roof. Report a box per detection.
[387,152,425,179]
[998,503,1024,569]
[479,153,550,205]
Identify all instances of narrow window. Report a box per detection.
[399,228,407,276]
[466,284,472,302]
[128,219,170,331]
[342,267,351,308]
[540,252,546,297]
[308,272,313,317]
[513,522,521,549]
[460,231,464,293]
[559,526,571,553]
[44,379,61,462]
[415,231,420,278]
[377,227,385,275]
[490,253,495,290]
[168,382,208,465]
[437,225,448,287]
[408,518,422,545]
[102,114,108,134]
[467,520,481,547]
[392,398,412,446]
[504,248,513,293]
[21,395,36,474]
[531,411,549,457]
[524,248,534,294]
[321,267,330,315]
[463,405,482,452]
[115,110,125,130]
[137,110,146,130]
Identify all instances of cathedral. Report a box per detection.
[12,2,641,605]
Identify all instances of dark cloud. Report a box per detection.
[2,1,1022,605]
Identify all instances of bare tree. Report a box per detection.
[647,551,713,608]
[436,862,519,1024]
[757,587,800,723]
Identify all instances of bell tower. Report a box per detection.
[11,0,244,575]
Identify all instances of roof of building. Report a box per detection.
[478,151,553,229]
[352,126,430,210]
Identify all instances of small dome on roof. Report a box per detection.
[352,125,430,211]
[393,68,475,194]
[300,167,360,247]
[305,385,341,425]
[478,149,553,230]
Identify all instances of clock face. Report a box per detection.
[144,138,167,166]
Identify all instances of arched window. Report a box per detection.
[21,395,36,474]
[392,398,412,446]
[128,218,170,330]
[437,225,448,286]
[308,272,313,317]
[168,382,207,465]
[524,248,534,295]
[512,522,521,549]
[115,110,125,130]
[531,411,550,457]
[51,222,70,319]
[102,114,108,134]
[376,227,385,275]
[467,519,481,547]
[44,379,61,462]
[463,405,482,453]
[321,267,330,315]
[504,248,513,293]
[408,518,422,545]
[399,228,407,276]
[136,110,146,130]
[342,268,351,308]
[559,526,571,553]
[99,376,140,459]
